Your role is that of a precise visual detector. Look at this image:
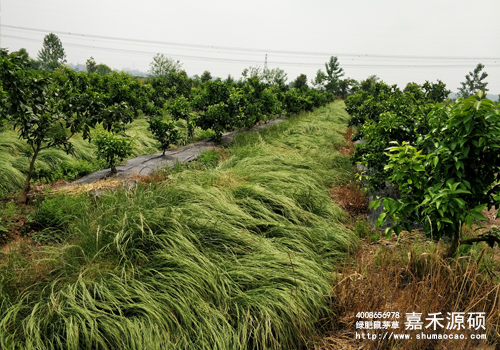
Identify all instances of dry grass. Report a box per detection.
[317,230,500,350]
[53,177,128,195]
[0,221,32,255]
[330,181,368,218]
[338,127,355,156]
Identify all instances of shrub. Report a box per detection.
[93,131,134,173]
[283,89,308,115]
[195,79,243,143]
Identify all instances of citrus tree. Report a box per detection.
[195,79,242,143]
[375,92,500,255]
[0,52,88,201]
[166,96,196,138]
[240,77,281,127]
[1,52,140,199]
[93,132,134,174]
[147,117,180,155]
[349,81,450,190]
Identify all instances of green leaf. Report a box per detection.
[463,146,470,157]
[470,212,487,221]
[386,199,397,215]
[436,198,442,209]
[404,223,411,232]
[453,197,466,208]
[385,227,392,238]
[369,200,381,210]
[465,214,473,226]
[393,226,402,236]
[472,203,488,212]
[376,213,387,228]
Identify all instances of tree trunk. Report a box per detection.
[20,146,40,203]
[446,231,460,258]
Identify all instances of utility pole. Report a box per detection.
[264,54,267,71]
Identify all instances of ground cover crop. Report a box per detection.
[0,102,357,349]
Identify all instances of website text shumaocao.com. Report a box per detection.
[354,311,488,342]
[356,332,487,341]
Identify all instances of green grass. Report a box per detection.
[0,102,357,349]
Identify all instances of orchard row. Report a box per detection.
[346,77,500,255]
[0,50,335,201]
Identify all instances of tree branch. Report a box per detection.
[460,236,500,247]
[40,131,76,151]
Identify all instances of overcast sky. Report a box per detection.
[2,0,499,94]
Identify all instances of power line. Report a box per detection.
[3,24,500,61]
[4,34,500,70]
